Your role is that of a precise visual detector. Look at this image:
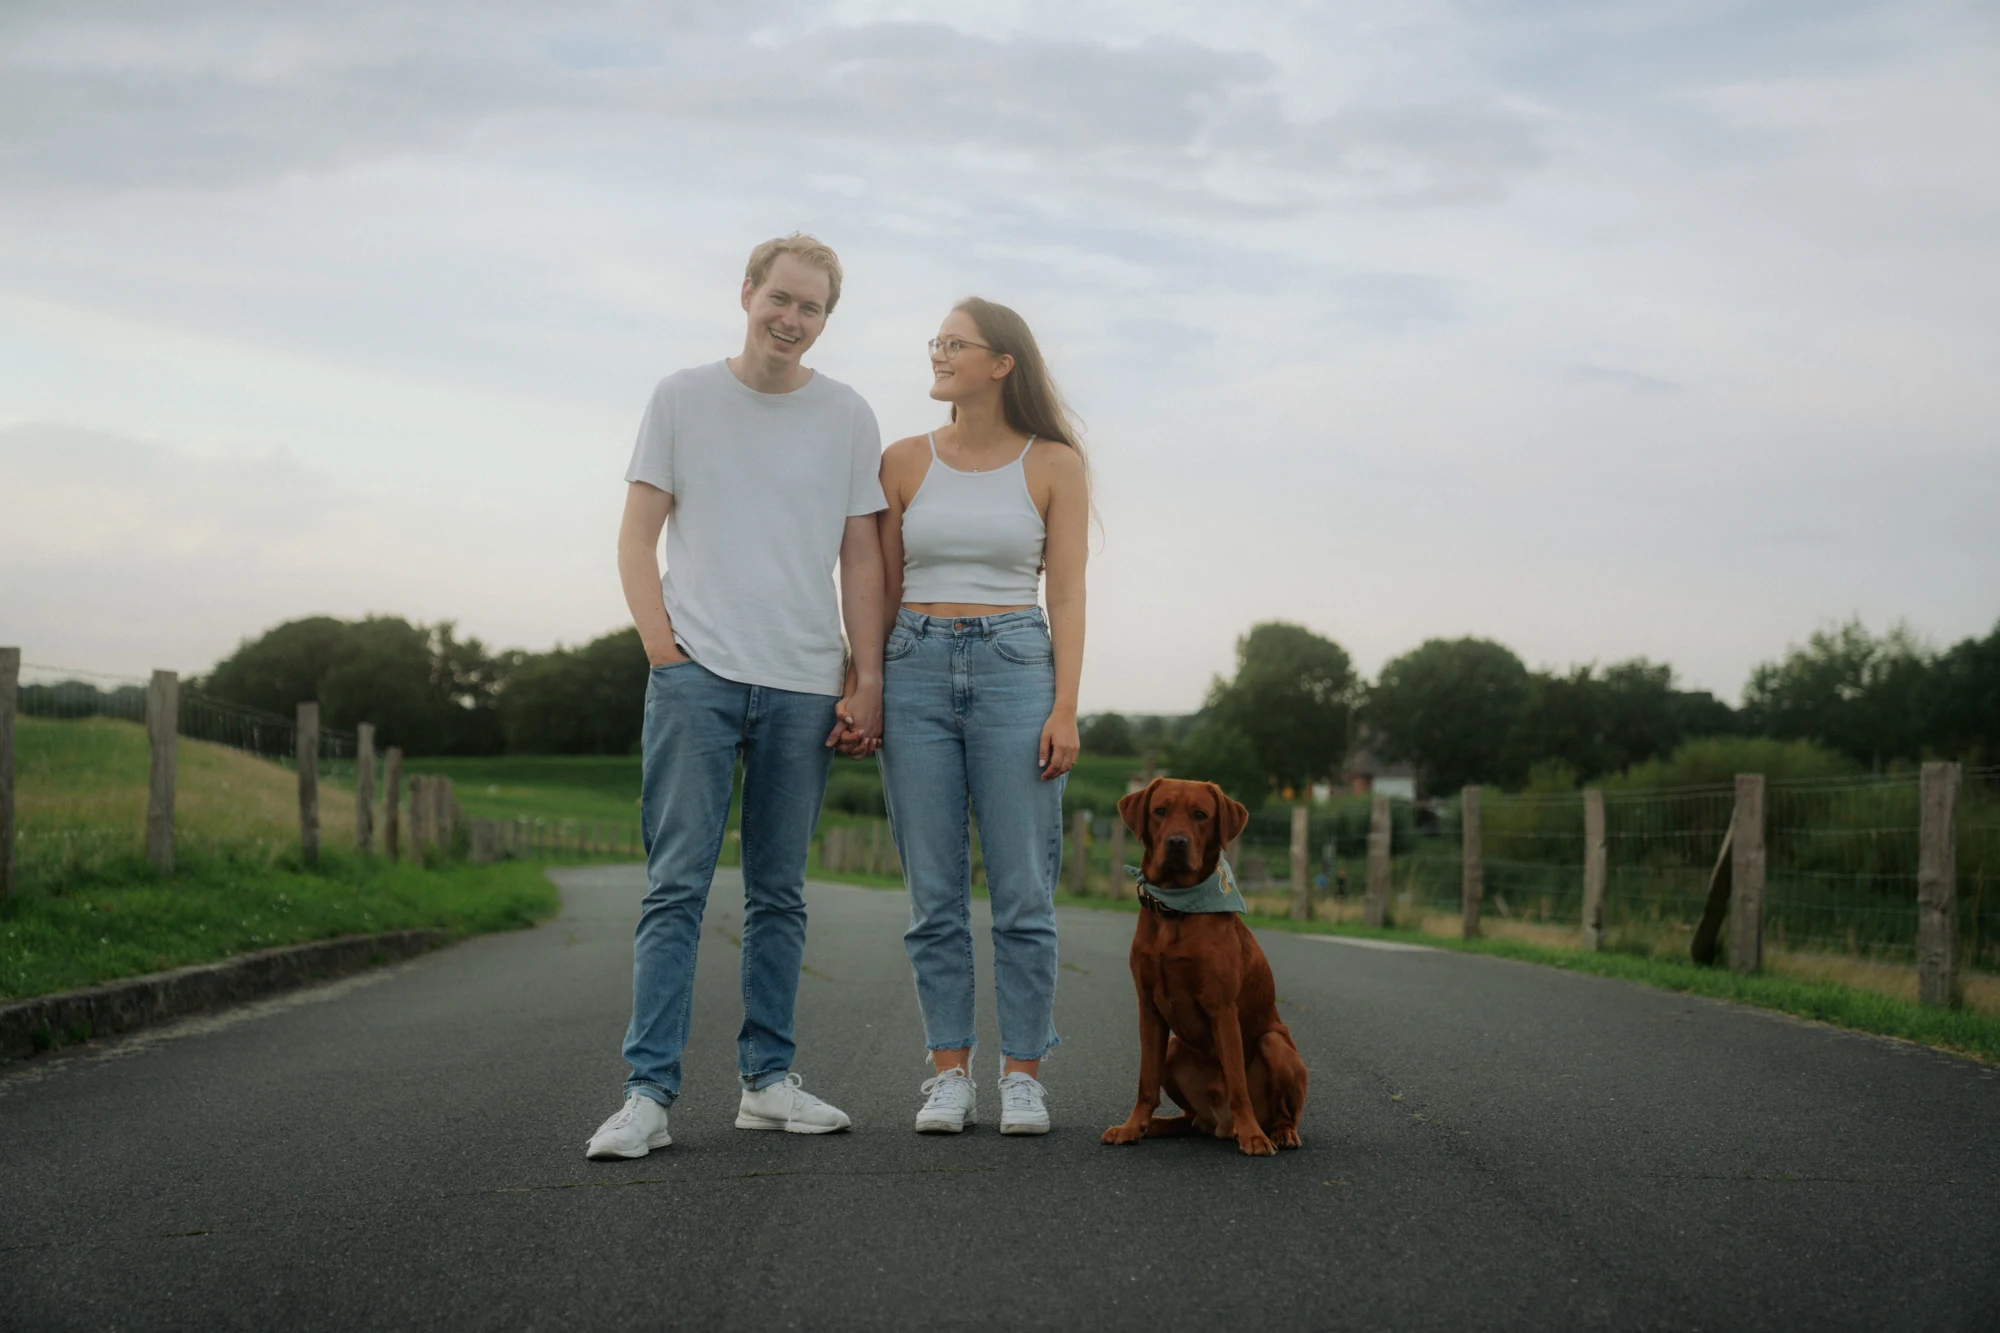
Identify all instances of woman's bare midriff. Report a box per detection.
[903,602,1037,618]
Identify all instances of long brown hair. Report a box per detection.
[951,297,1091,496]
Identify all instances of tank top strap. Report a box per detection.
[927,431,939,460]
[1006,434,1036,468]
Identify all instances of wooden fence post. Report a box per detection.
[1290,804,1311,921]
[1107,814,1128,900]
[436,778,456,858]
[1364,794,1392,928]
[145,670,178,876]
[383,748,403,860]
[1581,788,1607,951]
[1070,812,1091,897]
[1729,774,1765,976]
[296,702,320,866]
[354,723,375,856]
[1918,761,1962,1008]
[409,775,429,861]
[1460,786,1482,940]
[0,647,17,899]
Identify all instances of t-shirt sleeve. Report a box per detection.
[624,380,676,495]
[847,398,888,516]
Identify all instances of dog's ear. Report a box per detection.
[1211,784,1249,847]
[1118,779,1160,836]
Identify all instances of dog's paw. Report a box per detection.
[1102,1123,1148,1146]
[1273,1126,1303,1150]
[1237,1131,1277,1157]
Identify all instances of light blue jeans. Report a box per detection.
[623,659,836,1109]
[877,608,1064,1062]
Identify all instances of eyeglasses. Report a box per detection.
[927,337,994,359]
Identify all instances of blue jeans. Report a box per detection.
[877,608,1064,1062]
[623,660,835,1108]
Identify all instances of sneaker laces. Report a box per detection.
[998,1072,1045,1112]
[596,1094,649,1138]
[920,1069,973,1106]
[777,1071,830,1111]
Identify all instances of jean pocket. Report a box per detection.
[991,627,1053,666]
[883,628,918,663]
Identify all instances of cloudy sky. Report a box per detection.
[3,0,1996,711]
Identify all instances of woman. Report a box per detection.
[873,297,1090,1136]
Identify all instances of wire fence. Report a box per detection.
[17,663,359,771]
[1961,767,2000,974]
[12,664,367,892]
[12,661,1999,979]
[1211,771,2000,975]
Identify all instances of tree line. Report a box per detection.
[192,615,648,756]
[188,612,1998,803]
[1087,617,2000,807]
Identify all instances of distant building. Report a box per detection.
[1330,746,1418,800]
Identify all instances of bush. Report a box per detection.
[1606,735,1857,790]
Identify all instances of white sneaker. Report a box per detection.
[997,1071,1050,1135]
[915,1068,977,1134]
[735,1072,852,1134]
[585,1093,672,1159]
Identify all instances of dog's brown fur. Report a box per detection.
[1101,778,1309,1156]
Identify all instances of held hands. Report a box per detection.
[826,670,883,758]
[1039,712,1079,780]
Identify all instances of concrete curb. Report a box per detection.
[0,930,451,1061]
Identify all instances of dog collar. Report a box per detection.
[1127,857,1247,915]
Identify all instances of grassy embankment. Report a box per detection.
[3,718,560,1001]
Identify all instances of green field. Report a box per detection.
[403,754,643,824]
[3,718,563,1000]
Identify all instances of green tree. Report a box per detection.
[1920,619,2000,764]
[1366,637,1531,793]
[199,614,505,754]
[1522,658,1738,783]
[500,628,650,754]
[319,617,454,752]
[1080,712,1136,757]
[1206,622,1357,796]
[1741,620,1929,768]
[200,616,352,719]
[1164,719,1268,812]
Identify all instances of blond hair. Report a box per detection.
[744,233,844,313]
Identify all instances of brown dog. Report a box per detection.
[1101,778,1309,1157]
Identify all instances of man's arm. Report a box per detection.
[618,482,686,666]
[831,512,886,752]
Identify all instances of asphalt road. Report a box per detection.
[2,865,1997,1332]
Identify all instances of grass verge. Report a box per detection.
[1245,910,2000,1065]
[847,881,2000,1067]
[0,855,561,1001]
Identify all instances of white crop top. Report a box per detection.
[900,433,1047,605]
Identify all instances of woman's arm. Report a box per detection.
[618,482,685,666]
[876,440,917,633]
[1038,445,1088,780]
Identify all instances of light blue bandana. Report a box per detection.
[1127,857,1247,915]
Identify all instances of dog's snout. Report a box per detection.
[1164,833,1191,857]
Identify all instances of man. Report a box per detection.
[587,234,886,1159]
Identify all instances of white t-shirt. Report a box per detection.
[625,361,887,697]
